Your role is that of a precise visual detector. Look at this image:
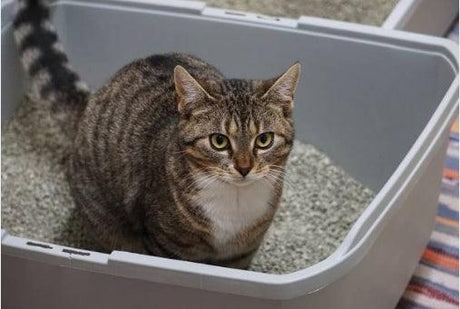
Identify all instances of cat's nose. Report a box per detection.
[235,154,253,177]
[236,166,251,177]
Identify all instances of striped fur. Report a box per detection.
[13,0,89,132]
[14,0,301,268]
[69,55,300,268]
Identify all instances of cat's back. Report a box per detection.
[145,53,223,81]
[89,52,223,115]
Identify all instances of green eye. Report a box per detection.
[210,134,230,150]
[255,132,274,149]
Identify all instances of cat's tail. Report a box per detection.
[13,0,89,113]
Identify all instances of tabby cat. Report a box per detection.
[14,0,301,268]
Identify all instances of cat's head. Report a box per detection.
[174,63,300,187]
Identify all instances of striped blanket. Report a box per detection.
[397,120,459,308]
[397,18,459,309]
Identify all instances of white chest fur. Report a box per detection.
[196,179,273,254]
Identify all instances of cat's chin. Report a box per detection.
[224,176,261,187]
[232,179,255,187]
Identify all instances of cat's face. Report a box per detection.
[174,63,300,187]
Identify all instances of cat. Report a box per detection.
[14,0,301,269]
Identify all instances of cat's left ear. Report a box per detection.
[174,65,214,113]
[261,62,301,109]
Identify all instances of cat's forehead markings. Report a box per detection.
[268,103,283,115]
[191,107,212,117]
[255,118,264,133]
[220,118,227,134]
[228,117,238,137]
[249,118,257,136]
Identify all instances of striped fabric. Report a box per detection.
[397,124,459,309]
[397,121,459,309]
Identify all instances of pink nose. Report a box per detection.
[236,166,251,177]
[235,154,253,177]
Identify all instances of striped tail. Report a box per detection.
[13,0,89,112]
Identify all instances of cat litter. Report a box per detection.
[1,96,374,274]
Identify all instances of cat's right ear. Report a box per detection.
[174,65,214,113]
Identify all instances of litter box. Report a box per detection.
[1,0,458,308]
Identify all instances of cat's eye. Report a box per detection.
[255,132,274,149]
[210,134,230,150]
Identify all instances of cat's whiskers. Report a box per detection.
[198,174,220,190]
[205,166,227,174]
[267,165,293,188]
[263,172,281,186]
[181,172,204,192]
[191,174,222,205]
[182,175,213,195]
[262,176,279,189]
[261,176,276,187]
[265,169,293,189]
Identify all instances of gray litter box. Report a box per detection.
[1,0,458,308]
[383,0,458,36]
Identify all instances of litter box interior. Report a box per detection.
[46,2,456,189]
[1,0,458,274]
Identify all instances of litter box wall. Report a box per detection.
[1,0,458,308]
[383,0,459,36]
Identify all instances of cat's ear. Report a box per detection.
[261,62,301,109]
[174,65,214,113]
